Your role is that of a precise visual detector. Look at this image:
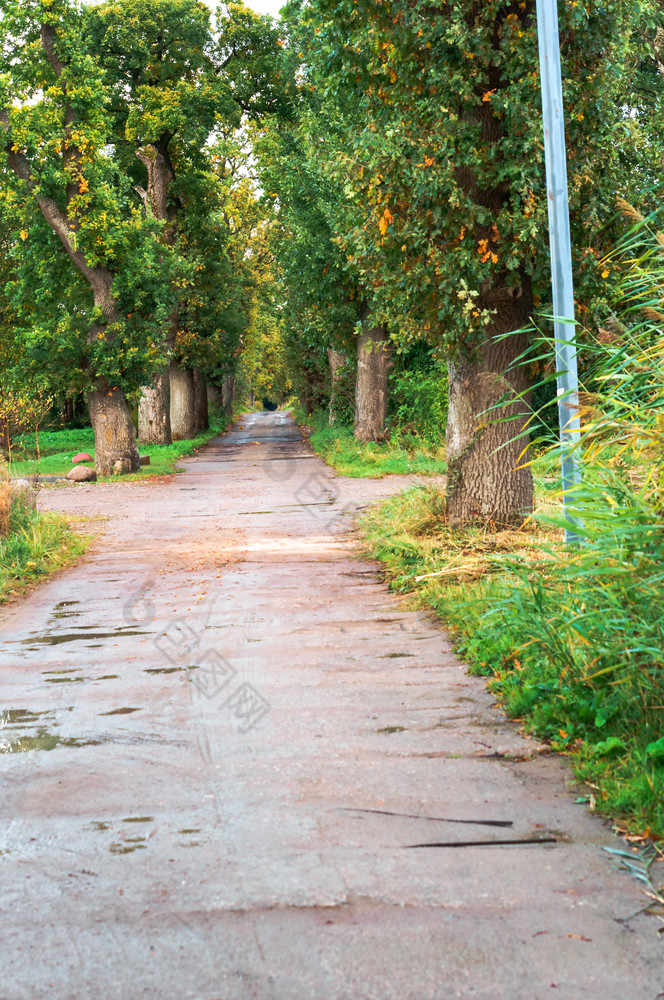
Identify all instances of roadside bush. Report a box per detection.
[389,344,447,444]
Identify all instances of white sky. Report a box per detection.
[242,0,283,16]
[207,0,283,18]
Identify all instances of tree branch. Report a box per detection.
[40,24,66,77]
[1,108,116,312]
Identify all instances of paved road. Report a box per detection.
[0,412,661,999]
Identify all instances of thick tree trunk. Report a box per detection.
[170,364,196,440]
[222,376,235,417]
[193,369,209,431]
[445,290,533,527]
[88,388,140,476]
[138,372,171,445]
[354,317,392,443]
[327,348,347,427]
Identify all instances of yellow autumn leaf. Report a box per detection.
[378,207,393,236]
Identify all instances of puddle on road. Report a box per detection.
[1,708,58,726]
[87,821,111,832]
[43,676,86,684]
[22,628,149,647]
[122,816,153,824]
[1,729,102,753]
[378,653,416,659]
[144,665,199,675]
[377,726,407,734]
[99,707,141,716]
[110,839,147,854]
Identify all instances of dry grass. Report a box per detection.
[366,483,561,586]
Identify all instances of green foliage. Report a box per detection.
[277,0,650,351]
[298,406,446,478]
[0,0,284,410]
[0,0,186,394]
[388,344,448,444]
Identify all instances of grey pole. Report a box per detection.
[536,0,582,542]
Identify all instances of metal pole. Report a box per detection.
[536,0,582,543]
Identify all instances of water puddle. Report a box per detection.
[99,707,141,716]
[22,628,149,647]
[109,839,146,854]
[378,653,416,659]
[144,665,199,675]
[377,726,407,734]
[122,816,153,824]
[1,729,102,753]
[43,677,86,685]
[1,708,58,726]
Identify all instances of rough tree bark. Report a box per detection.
[354,309,392,443]
[446,283,533,526]
[170,364,196,440]
[0,27,140,476]
[136,143,177,446]
[138,373,171,445]
[327,348,347,427]
[193,369,209,431]
[88,388,141,476]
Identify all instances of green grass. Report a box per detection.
[360,482,664,840]
[296,407,447,478]
[0,499,90,603]
[9,417,231,481]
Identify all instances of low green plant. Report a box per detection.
[299,408,447,478]
[388,345,448,445]
[0,498,89,602]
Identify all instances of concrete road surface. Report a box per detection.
[0,412,661,1000]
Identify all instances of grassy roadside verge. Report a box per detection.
[299,418,663,838]
[8,416,231,481]
[360,484,664,841]
[293,406,447,478]
[0,502,91,604]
